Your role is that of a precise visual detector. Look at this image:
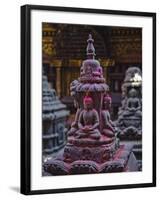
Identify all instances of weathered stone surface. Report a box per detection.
[115,67,142,170]
[44,144,137,175]
[42,73,69,154]
[116,67,142,139]
[43,35,137,175]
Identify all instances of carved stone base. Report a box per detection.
[63,137,116,164]
[116,116,142,170]
[43,142,138,175]
[117,116,142,140]
[118,127,142,140]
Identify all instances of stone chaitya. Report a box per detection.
[42,73,69,155]
[116,67,142,169]
[43,35,138,175]
[116,67,142,138]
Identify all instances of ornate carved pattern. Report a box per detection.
[116,67,142,139]
[43,35,137,175]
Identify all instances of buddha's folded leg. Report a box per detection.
[102,129,114,137]
[89,129,101,140]
[89,133,100,140]
[75,131,87,138]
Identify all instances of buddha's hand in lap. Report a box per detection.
[81,126,93,132]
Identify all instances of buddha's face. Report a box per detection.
[84,101,93,110]
[103,99,111,109]
[129,89,137,98]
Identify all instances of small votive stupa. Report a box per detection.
[116,67,142,169]
[43,34,138,175]
[42,72,69,155]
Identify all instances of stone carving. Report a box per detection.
[75,95,101,140]
[101,95,116,138]
[67,100,81,136]
[43,35,138,175]
[42,73,69,154]
[116,67,142,139]
[122,88,141,118]
[116,66,142,170]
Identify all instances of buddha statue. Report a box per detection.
[118,85,127,116]
[123,88,141,117]
[118,96,127,116]
[101,95,115,137]
[75,95,101,140]
[68,100,82,136]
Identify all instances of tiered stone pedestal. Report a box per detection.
[116,67,142,170]
[43,135,138,175]
[43,35,138,175]
[117,117,142,170]
[42,74,69,155]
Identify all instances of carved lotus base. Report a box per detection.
[117,116,142,140]
[121,117,141,128]
[63,135,116,163]
[118,126,142,140]
[43,142,137,175]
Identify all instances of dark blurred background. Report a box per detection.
[42,23,142,120]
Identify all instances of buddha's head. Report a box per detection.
[103,94,112,109]
[128,88,137,98]
[83,95,93,110]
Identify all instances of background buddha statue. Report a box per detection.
[123,88,141,118]
[68,100,82,136]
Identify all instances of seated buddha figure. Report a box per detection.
[68,100,81,136]
[118,85,127,116]
[101,95,115,138]
[123,88,141,118]
[75,95,101,140]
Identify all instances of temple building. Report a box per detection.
[42,23,142,119]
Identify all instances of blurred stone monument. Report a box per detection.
[42,72,69,155]
[43,35,138,175]
[116,67,142,169]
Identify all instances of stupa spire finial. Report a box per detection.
[86,34,96,59]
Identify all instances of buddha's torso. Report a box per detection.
[82,109,97,125]
[127,97,140,109]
